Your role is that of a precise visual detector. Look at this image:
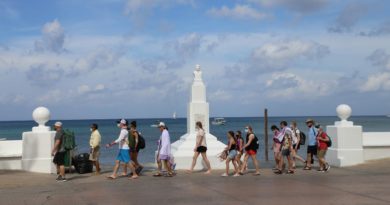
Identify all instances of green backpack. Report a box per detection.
[61,129,76,151]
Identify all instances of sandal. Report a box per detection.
[287,170,295,174]
[165,172,174,177]
[129,175,139,180]
[153,173,163,177]
[253,172,261,176]
[106,175,117,180]
[303,166,311,170]
[274,170,282,175]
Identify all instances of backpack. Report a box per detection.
[253,135,259,150]
[326,134,332,147]
[138,132,146,149]
[61,129,76,151]
[299,132,306,146]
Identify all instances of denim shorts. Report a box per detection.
[228,150,237,159]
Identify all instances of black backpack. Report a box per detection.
[326,134,332,147]
[253,135,259,150]
[299,132,306,146]
[137,132,146,149]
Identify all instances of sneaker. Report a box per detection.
[62,177,68,182]
[233,173,240,177]
[317,169,325,173]
[56,175,62,181]
[221,173,228,177]
[56,176,67,182]
[325,164,331,172]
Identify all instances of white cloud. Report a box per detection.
[207,4,267,20]
[34,19,66,53]
[265,72,335,98]
[172,33,203,59]
[249,0,329,14]
[360,72,390,92]
[209,89,233,102]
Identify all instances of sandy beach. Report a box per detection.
[1,159,390,205]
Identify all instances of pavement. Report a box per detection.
[1,159,390,205]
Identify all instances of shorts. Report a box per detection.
[116,149,130,163]
[158,154,170,161]
[89,146,100,161]
[273,142,282,153]
[293,144,300,150]
[129,147,140,153]
[317,149,327,159]
[228,150,237,159]
[281,149,290,156]
[246,149,257,156]
[53,151,66,166]
[307,145,318,155]
[196,146,207,153]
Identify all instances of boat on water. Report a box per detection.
[150,120,161,128]
[173,112,177,120]
[211,118,226,125]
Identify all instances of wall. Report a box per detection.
[0,140,23,170]
[363,132,390,161]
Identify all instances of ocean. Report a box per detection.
[1,116,389,165]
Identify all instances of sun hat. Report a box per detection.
[158,122,166,127]
[54,121,62,127]
[305,118,314,123]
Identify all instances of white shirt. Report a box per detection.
[159,129,171,156]
[291,128,300,145]
[114,128,129,150]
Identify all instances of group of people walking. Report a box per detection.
[271,119,331,175]
[50,118,330,182]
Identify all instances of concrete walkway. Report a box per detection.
[1,159,390,205]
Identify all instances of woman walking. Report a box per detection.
[235,131,244,171]
[317,126,331,172]
[291,121,306,168]
[222,131,240,177]
[271,125,281,171]
[188,121,212,174]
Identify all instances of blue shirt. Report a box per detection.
[308,127,317,146]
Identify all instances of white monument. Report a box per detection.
[171,65,226,169]
[22,107,56,173]
[326,104,364,167]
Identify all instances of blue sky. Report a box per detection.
[1,0,390,120]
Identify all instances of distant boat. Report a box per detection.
[212,118,226,125]
[173,112,177,120]
[150,120,161,128]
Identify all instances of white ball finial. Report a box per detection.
[32,107,50,127]
[336,104,352,121]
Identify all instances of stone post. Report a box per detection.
[326,104,364,167]
[22,107,56,173]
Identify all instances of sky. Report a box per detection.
[1,0,390,120]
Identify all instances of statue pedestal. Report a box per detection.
[326,125,364,167]
[22,131,56,174]
[171,133,226,169]
[171,65,226,170]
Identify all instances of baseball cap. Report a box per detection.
[116,119,128,125]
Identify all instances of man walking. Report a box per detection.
[304,119,318,170]
[89,123,101,175]
[52,121,67,182]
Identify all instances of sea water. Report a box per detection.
[0,116,389,165]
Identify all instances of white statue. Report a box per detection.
[194,64,202,82]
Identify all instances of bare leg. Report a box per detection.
[251,155,260,174]
[110,160,120,178]
[306,153,312,168]
[232,159,239,175]
[163,160,173,175]
[121,163,127,176]
[188,152,200,173]
[240,154,249,173]
[225,158,231,175]
[201,152,212,174]
[128,162,139,179]
[236,153,242,171]
[59,165,65,178]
